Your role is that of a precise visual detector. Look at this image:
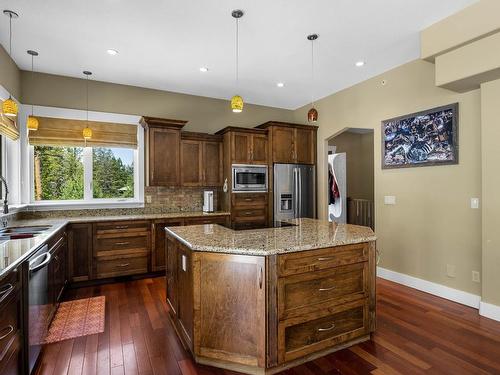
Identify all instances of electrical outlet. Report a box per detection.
[472,271,481,283]
[384,196,396,205]
[446,264,456,278]
[146,195,152,204]
[471,198,480,209]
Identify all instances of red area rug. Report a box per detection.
[44,296,105,344]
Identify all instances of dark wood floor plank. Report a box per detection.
[36,277,500,375]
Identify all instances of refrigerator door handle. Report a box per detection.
[293,168,298,218]
[298,167,302,218]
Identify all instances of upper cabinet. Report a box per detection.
[141,117,187,186]
[257,121,318,165]
[217,127,268,165]
[181,132,223,187]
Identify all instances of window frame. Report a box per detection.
[25,106,144,209]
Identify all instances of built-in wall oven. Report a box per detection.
[28,244,53,374]
[232,165,268,192]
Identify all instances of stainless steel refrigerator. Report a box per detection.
[274,164,316,224]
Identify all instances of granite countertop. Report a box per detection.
[0,211,229,278]
[165,218,376,256]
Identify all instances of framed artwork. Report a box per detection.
[381,103,459,169]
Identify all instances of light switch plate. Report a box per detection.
[384,196,396,205]
[146,195,152,204]
[472,271,480,283]
[471,198,480,209]
[446,264,456,278]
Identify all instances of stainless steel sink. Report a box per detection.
[0,226,52,241]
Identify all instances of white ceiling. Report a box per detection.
[1,0,476,110]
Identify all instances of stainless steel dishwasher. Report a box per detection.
[27,244,52,373]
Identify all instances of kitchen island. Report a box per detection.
[165,218,377,375]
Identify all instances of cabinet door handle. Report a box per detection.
[0,325,14,340]
[116,263,130,268]
[317,256,335,261]
[115,242,130,246]
[259,267,263,289]
[317,323,335,332]
[319,286,335,292]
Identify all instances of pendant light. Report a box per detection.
[230,9,244,113]
[2,10,19,117]
[27,50,39,131]
[82,71,93,141]
[307,34,319,123]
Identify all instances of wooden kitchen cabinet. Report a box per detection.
[68,223,93,282]
[216,127,268,165]
[257,121,317,165]
[180,133,223,187]
[166,236,179,316]
[231,193,268,229]
[177,245,193,346]
[49,232,68,305]
[141,117,188,186]
[152,218,184,272]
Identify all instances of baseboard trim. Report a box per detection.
[479,301,500,322]
[377,267,481,309]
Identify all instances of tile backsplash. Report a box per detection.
[144,186,219,212]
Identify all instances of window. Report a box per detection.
[92,147,134,199]
[33,145,139,204]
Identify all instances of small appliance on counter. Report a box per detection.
[203,190,214,212]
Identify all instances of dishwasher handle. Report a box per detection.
[29,252,52,273]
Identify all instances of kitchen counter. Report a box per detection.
[165,218,376,256]
[0,211,229,278]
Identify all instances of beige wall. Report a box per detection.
[481,78,500,306]
[20,71,294,133]
[328,131,374,202]
[0,44,21,99]
[294,59,482,296]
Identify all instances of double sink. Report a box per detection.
[0,225,52,242]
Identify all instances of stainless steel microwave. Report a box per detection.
[232,165,268,192]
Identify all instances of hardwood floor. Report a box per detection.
[35,277,500,375]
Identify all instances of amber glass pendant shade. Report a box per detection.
[231,95,243,113]
[2,97,18,117]
[27,116,39,130]
[308,107,318,122]
[82,126,93,140]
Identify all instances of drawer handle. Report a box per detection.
[244,198,252,201]
[115,242,130,246]
[116,263,130,268]
[244,211,254,216]
[0,283,14,299]
[319,286,335,292]
[115,226,129,229]
[0,325,14,340]
[317,323,335,332]
[317,257,335,261]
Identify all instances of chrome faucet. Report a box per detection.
[0,176,8,214]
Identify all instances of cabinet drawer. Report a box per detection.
[233,221,268,230]
[96,256,148,279]
[0,291,20,363]
[95,234,149,256]
[232,207,267,221]
[278,299,368,363]
[0,330,20,374]
[232,193,267,207]
[184,216,227,226]
[278,263,367,320]
[95,221,150,235]
[278,243,368,277]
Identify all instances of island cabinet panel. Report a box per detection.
[152,219,184,272]
[68,223,93,282]
[166,237,179,316]
[177,245,194,347]
[193,252,266,367]
[278,299,369,363]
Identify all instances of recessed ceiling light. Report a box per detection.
[277,82,285,88]
[199,67,209,72]
[355,61,365,67]
[107,49,118,56]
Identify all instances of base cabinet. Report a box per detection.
[68,223,93,282]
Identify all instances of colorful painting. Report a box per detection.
[382,103,459,169]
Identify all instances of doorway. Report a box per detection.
[327,128,375,229]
